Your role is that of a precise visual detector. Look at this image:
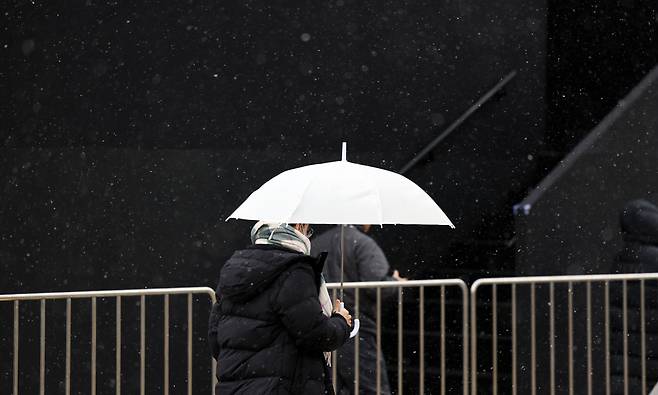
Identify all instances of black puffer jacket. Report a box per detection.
[611,199,658,393]
[208,245,351,394]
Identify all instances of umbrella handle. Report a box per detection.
[341,302,360,338]
[350,319,360,338]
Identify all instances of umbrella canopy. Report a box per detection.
[228,143,454,227]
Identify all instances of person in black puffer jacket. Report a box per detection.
[610,199,658,394]
[208,222,352,394]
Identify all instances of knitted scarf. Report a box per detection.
[251,222,334,365]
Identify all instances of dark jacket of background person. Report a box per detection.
[312,225,397,335]
[208,245,351,394]
[610,199,658,394]
[312,225,395,395]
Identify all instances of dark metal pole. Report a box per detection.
[399,70,517,175]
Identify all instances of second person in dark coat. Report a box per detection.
[312,225,406,395]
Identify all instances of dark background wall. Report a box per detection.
[2,0,547,294]
[545,0,658,161]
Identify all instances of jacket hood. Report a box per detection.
[218,245,306,302]
[620,199,658,244]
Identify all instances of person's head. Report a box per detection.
[620,199,658,244]
[291,223,313,238]
[361,224,372,233]
[250,221,313,242]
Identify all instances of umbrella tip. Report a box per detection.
[341,141,347,161]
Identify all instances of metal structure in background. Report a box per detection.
[399,70,518,175]
[0,287,216,395]
[327,279,470,395]
[470,272,658,395]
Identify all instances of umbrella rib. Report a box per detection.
[286,178,315,223]
[371,179,385,226]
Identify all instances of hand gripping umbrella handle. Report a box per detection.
[341,302,360,338]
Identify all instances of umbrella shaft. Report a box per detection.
[340,224,345,300]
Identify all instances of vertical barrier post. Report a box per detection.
[376,287,381,395]
[140,295,145,395]
[164,295,170,395]
[641,280,647,394]
[549,283,555,395]
[419,286,425,395]
[568,282,573,395]
[92,297,97,395]
[116,296,121,395]
[355,288,360,394]
[397,287,403,395]
[66,298,71,395]
[492,284,498,395]
[605,281,611,395]
[187,293,193,395]
[13,300,19,395]
[440,286,446,395]
[586,282,593,395]
[40,299,46,395]
[331,288,337,391]
[623,280,628,395]
[470,284,478,395]
[511,284,517,395]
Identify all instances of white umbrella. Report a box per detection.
[228,143,455,337]
[229,143,454,227]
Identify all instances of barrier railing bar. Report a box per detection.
[0,286,216,301]
[549,283,555,395]
[471,272,658,287]
[40,299,45,395]
[492,284,498,395]
[327,279,467,289]
[66,298,71,395]
[92,296,97,395]
[586,282,592,395]
[188,293,193,395]
[164,294,170,395]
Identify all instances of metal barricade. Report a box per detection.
[0,287,216,395]
[470,273,658,395]
[327,279,469,395]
